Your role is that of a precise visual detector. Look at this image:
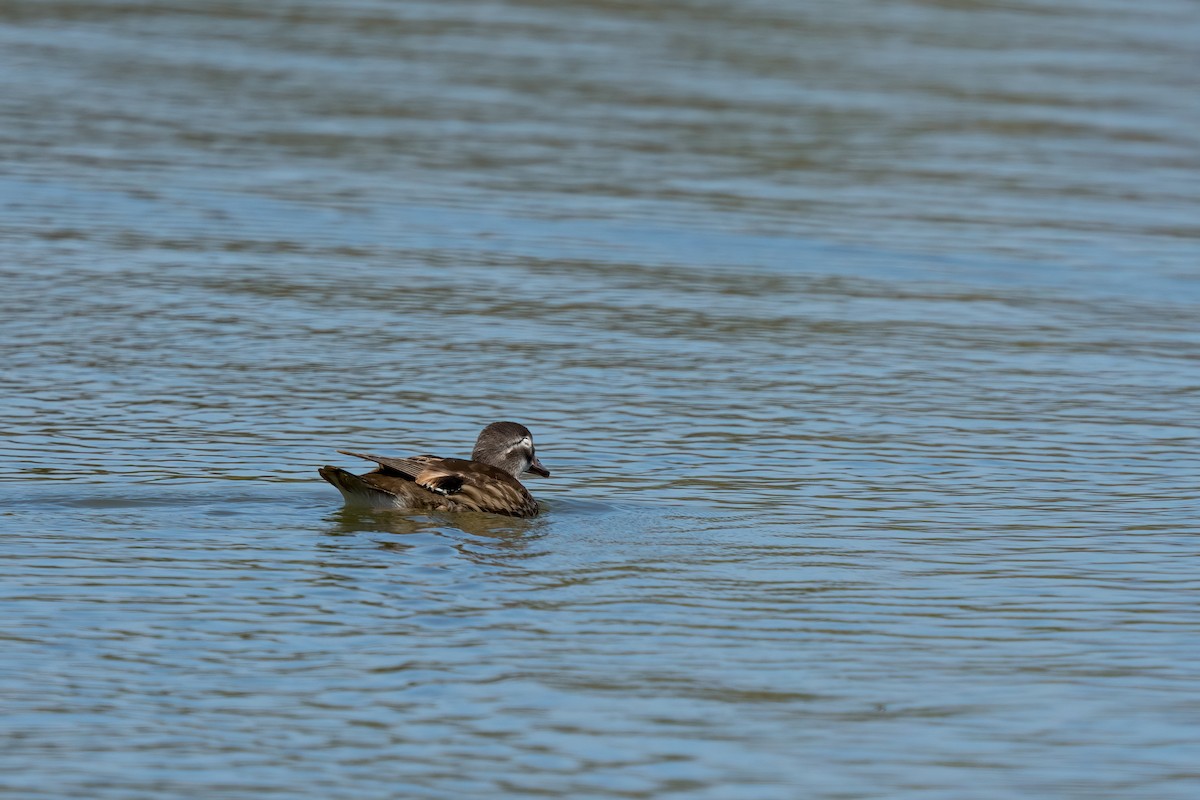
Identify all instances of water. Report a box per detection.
[2,1,1198,797]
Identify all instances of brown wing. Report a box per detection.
[410,458,539,517]
[336,452,538,517]
[338,451,441,478]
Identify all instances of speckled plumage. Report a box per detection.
[319,422,549,518]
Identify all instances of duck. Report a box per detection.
[318,421,549,518]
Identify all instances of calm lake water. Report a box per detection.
[2,1,1198,797]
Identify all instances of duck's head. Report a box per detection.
[473,421,550,479]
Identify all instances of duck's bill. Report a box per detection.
[527,456,550,478]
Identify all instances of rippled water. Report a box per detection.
[2,1,1198,797]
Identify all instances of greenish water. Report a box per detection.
[1,1,1198,798]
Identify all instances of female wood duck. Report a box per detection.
[319,421,550,518]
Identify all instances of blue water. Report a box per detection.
[2,1,1198,798]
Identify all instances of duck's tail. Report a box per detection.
[318,466,400,508]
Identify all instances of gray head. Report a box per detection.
[472,421,550,479]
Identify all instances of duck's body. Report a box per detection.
[319,422,548,518]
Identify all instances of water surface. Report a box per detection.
[1,1,1198,798]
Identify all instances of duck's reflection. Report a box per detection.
[320,504,550,562]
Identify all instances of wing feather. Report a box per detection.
[333,451,538,517]
[338,450,438,478]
